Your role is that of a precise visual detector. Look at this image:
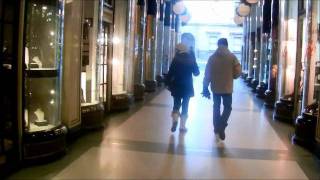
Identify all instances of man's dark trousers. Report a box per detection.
[213,93,232,133]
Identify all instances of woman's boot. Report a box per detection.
[171,112,180,132]
[179,114,188,132]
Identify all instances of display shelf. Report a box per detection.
[26,69,58,78]
[28,123,55,133]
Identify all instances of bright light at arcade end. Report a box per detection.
[234,0,259,25]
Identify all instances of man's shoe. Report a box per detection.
[171,121,178,132]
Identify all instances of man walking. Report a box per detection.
[202,38,241,141]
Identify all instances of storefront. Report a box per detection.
[22,0,67,161]
[79,0,104,128]
[274,0,303,123]
[293,0,319,147]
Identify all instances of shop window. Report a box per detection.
[80,0,100,106]
[99,22,111,103]
[24,0,63,132]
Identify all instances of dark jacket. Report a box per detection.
[166,51,200,97]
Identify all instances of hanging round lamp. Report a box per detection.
[173,1,186,15]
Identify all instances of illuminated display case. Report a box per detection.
[23,0,67,161]
[80,0,104,128]
[274,0,300,123]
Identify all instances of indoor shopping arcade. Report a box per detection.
[1,0,320,179]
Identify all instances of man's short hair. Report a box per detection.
[217,38,228,47]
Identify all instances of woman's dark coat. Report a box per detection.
[166,51,200,97]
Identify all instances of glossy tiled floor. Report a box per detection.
[9,73,320,179]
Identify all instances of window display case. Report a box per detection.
[80,0,104,128]
[0,0,22,176]
[274,0,301,123]
[23,0,67,161]
[110,0,130,111]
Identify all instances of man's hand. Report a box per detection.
[201,88,211,99]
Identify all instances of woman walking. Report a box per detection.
[166,43,200,132]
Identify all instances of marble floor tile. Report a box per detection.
[54,147,307,179]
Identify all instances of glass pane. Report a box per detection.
[81,0,101,106]
[25,77,60,132]
[97,22,109,102]
[25,0,60,69]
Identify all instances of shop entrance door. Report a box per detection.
[99,21,112,112]
[0,0,21,176]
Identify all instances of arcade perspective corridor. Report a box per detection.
[8,74,320,179]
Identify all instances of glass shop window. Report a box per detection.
[99,22,110,103]
[80,0,101,106]
[24,0,63,133]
